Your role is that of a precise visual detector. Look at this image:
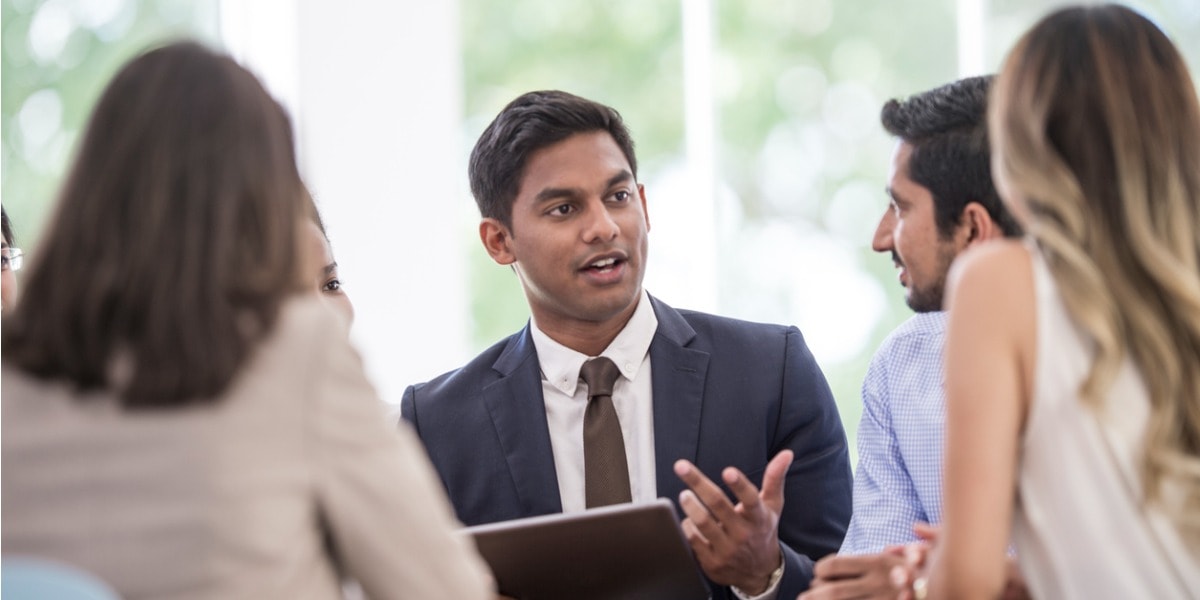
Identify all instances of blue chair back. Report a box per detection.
[2,557,119,600]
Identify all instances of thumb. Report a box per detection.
[759,449,794,512]
[913,522,940,542]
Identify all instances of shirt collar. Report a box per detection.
[529,290,659,396]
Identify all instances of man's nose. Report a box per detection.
[582,202,620,243]
[871,210,895,253]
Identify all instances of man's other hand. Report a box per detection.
[798,548,906,600]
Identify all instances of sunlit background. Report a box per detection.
[5,0,1200,462]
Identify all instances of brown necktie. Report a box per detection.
[579,357,632,508]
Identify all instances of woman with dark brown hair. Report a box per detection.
[306,196,355,326]
[1,41,492,599]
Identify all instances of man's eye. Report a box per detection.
[613,190,630,202]
[322,279,342,292]
[550,204,573,216]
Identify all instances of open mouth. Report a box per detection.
[578,254,629,284]
[583,256,624,273]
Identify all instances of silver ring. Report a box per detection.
[912,576,929,600]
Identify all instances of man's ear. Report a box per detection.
[638,183,650,232]
[480,218,516,265]
[960,202,1000,247]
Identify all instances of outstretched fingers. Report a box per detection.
[674,453,790,592]
[675,460,740,523]
[760,450,793,511]
[721,466,763,513]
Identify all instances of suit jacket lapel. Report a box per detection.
[483,325,563,516]
[648,296,711,503]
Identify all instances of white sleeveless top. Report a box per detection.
[1013,246,1200,598]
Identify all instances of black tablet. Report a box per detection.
[464,498,711,600]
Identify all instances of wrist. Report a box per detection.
[738,551,784,596]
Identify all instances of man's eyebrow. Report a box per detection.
[606,170,634,189]
[531,170,635,205]
[533,186,580,204]
[323,262,338,276]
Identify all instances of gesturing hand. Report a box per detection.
[673,449,794,595]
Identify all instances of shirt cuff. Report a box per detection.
[730,557,784,600]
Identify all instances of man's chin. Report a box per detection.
[904,292,943,313]
[578,288,642,322]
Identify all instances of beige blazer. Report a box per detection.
[2,298,491,600]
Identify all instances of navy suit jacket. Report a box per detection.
[401,296,852,598]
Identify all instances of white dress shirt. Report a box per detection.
[530,290,658,514]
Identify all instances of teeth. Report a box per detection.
[590,258,617,268]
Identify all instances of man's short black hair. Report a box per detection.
[881,75,1021,238]
[468,90,638,228]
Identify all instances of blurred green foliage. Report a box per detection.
[710,0,957,446]
[460,0,1200,461]
[460,0,959,455]
[1,0,218,247]
[5,0,1199,461]
[461,0,686,349]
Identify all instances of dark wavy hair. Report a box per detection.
[881,75,1021,239]
[1,205,13,246]
[2,41,307,408]
[468,90,637,227]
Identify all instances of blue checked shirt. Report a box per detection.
[840,312,947,555]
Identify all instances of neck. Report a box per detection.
[532,296,642,357]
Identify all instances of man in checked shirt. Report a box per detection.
[801,76,1027,600]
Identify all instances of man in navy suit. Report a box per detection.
[402,90,851,599]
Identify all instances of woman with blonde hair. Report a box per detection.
[1,41,492,599]
[908,4,1200,599]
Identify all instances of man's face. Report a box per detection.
[872,142,960,313]
[482,131,650,336]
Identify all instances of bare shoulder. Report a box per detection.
[946,239,1034,309]
[944,239,1038,393]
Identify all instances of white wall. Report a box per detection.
[222,0,470,405]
